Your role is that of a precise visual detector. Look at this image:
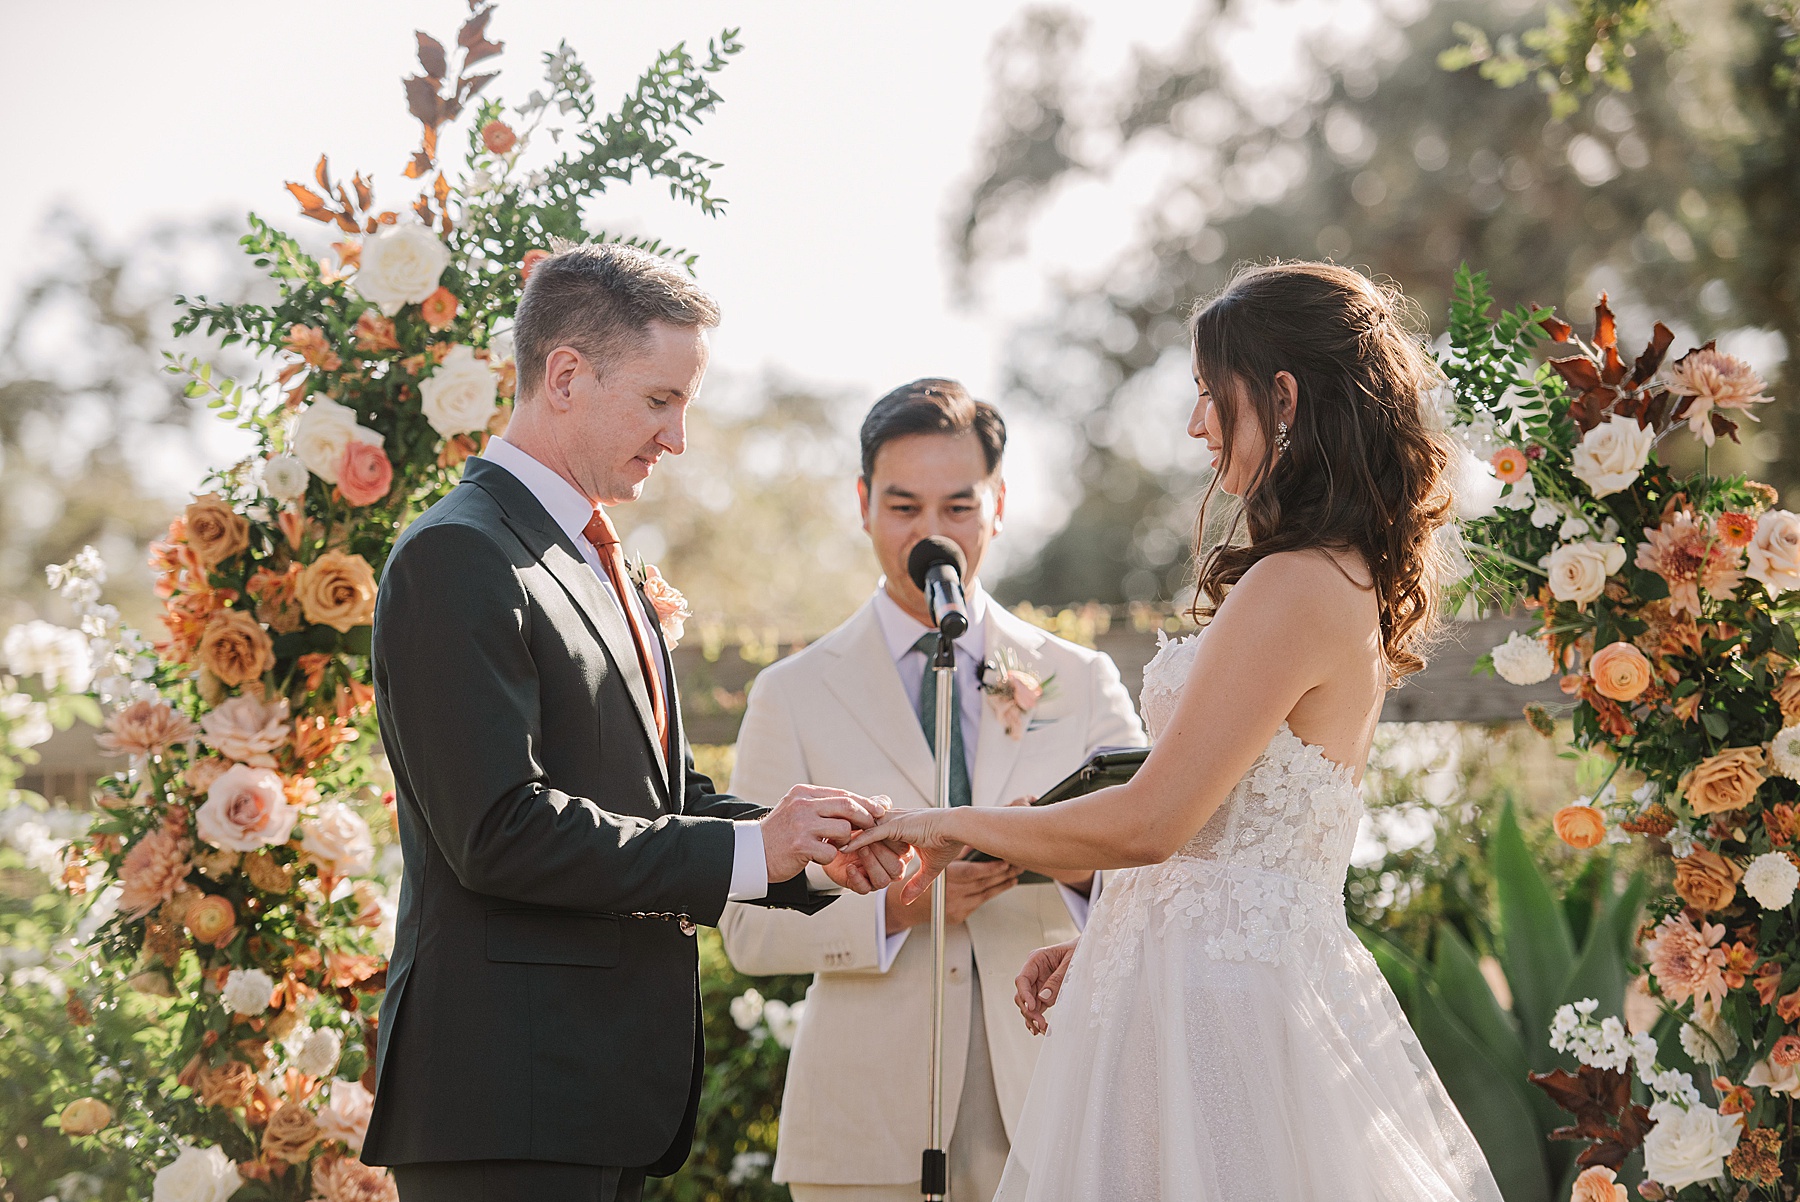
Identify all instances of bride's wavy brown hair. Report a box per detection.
[1188,261,1454,681]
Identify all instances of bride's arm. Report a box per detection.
[852,555,1361,887]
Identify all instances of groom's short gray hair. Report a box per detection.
[513,243,721,399]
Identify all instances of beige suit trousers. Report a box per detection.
[788,961,1010,1202]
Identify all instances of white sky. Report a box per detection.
[5,0,1212,568]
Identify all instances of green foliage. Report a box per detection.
[1440,1,1665,118]
[1361,801,1649,1201]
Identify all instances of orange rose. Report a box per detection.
[1674,848,1744,913]
[59,1097,113,1136]
[198,609,275,688]
[1680,746,1768,815]
[481,119,517,154]
[184,493,250,566]
[184,893,236,947]
[1778,667,1800,725]
[1570,1165,1626,1202]
[198,1059,257,1109]
[262,1100,320,1164]
[1553,805,1608,849]
[420,286,459,331]
[1589,641,1651,702]
[297,551,377,633]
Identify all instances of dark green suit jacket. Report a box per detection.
[362,456,828,1173]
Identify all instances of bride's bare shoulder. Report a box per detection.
[1226,549,1378,629]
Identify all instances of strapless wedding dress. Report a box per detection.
[992,631,1502,1201]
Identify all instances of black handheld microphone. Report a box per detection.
[907,536,970,640]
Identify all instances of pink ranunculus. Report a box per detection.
[196,763,299,852]
[337,439,394,507]
[316,1078,375,1151]
[198,693,290,767]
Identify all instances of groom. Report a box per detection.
[364,244,897,1202]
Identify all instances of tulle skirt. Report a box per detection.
[994,873,1503,1202]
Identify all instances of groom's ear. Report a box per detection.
[856,476,872,532]
[992,477,1007,534]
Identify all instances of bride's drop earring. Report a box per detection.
[1275,421,1291,456]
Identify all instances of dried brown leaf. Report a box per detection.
[405,76,444,128]
[415,31,448,81]
[457,8,504,66]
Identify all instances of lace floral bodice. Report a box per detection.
[1085,631,1367,1012]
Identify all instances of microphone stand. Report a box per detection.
[922,631,955,1202]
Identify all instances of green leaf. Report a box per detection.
[1493,801,1576,1071]
[1701,710,1729,740]
[1432,925,1528,1087]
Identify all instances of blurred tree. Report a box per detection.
[957,0,1800,606]
[0,214,260,631]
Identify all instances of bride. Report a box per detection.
[846,262,1503,1200]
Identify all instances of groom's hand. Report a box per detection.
[759,785,887,885]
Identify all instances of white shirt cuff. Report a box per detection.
[873,886,909,972]
[727,822,769,901]
[1058,872,1101,930]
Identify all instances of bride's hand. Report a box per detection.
[1015,938,1078,1035]
[842,809,966,905]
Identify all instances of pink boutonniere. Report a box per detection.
[631,559,691,648]
[979,650,1056,740]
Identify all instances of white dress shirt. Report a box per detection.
[867,583,1096,969]
[483,437,770,901]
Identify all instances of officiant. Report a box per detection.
[719,380,1145,1202]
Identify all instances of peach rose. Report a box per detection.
[1553,804,1608,850]
[298,551,377,633]
[1674,848,1744,913]
[198,609,275,688]
[1780,667,1800,725]
[262,1100,320,1164]
[183,893,236,947]
[184,493,250,566]
[316,1080,375,1151]
[1590,641,1652,702]
[1680,746,1768,816]
[199,692,290,767]
[481,119,517,154]
[1571,1165,1627,1202]
[58,1097,112,1136]
[338,440,393,507]
[301,801,375,883]
[197,763,298,852]
[197,1059,257,1109]
[96,697,199,759]
[641,566,690,647]
[117,826,192,919]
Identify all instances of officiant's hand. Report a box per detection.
[1015,938,1078,1035]
[885,858,1024,933]
[760,785,889,886]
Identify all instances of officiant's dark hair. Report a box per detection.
[859,379,1007,484]
[513,243,721,400]
[1187,261,1455,682]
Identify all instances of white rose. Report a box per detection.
[729,989,765,1032]
[221,967,276,1016]
[354,222,450,316]
[417,345,499,438]
[1743,850,1800,909]
[1571,413,1655,498]
[1546,540,1626,606]
[316,1079,375,1151]
[1748,510,1800,597]
[153,1143,241,1202]
[3,620,94,691]
[293,1025,341,1078]
[1641,1101,1741,1190]
[261,454,309,505]
[300,802,375,880]
[1771,725,1800,781]
[293,398,383,485]
[1491,631,1555,686]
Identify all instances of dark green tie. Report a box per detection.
[913,632,973,808]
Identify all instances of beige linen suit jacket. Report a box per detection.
[719,597,1145,1187]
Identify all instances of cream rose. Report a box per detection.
[353,221,451,316]
[1571,413,1655,498]
[1748,509,1800,597]
[151,1143,241,1202]
[197,764,297,852]
[297,551,378,633]
[301,802,375,880]
[1641,1100,1741,1189]
[262,454,310,505]
[1546,539,1626,606]
[417,344,499,437]
[198,694,290,767]
[316,1079,375,1151]
[294,397,383,485]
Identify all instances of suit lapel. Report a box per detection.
[464,460,670,793]
[821,603,937,801]
[970,607,1046,808]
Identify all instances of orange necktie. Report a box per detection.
[582,508,670,754]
